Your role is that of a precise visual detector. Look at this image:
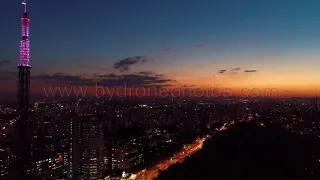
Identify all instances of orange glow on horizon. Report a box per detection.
[27,85,320,99]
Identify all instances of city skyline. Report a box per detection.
[1,0,320,98]
[1,1,320,180]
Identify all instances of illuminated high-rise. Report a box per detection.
[65,112,80,180]
[79,115,105,180]
[13,1,32,179]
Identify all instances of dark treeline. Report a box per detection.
[156,122,320,180]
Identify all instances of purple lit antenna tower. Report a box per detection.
[18,0,31,118]
[14,0,31,179]
[20,0,30,67]
[18,0,31,109]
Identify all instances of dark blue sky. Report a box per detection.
[1,0,320,96]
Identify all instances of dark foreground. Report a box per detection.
[156,122,320,180]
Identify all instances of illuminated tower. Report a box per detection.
[18,0,31,113]
[13,1,32,179]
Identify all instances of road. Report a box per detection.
[124,121,234,180]
[132,137,207,180]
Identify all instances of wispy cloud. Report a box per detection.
[244,70,257,73]
[231,68,242,71]
[162,48,171,53]
[93,73,117,79]
[0,71,16,80]
[218,69,227,74]
[34,70,177,88]
[94,71,177,87]
[114,56,147,72]
[138,71,155,76]
[195,44,206,48]
[33,72,93,85]
[0,59,13,67]
[79,64,108,71]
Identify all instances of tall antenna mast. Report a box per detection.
[22,0,27,13]
[15,0,31,178]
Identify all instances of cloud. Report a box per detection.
[138,71,155,76]
[0,59,13,67]
[0,71,15,75]
[147,84,175,89]
[182,84,197,88]
[96,71,176,87]
[231,68,241,71]
[34,71,177,88]
[114,56,147,72]
[162,48,171,53]
[33,72,93,85]
[94,73,117,79]
[0,71,16,80]
[244,70,257,73]
[137,71,163,77]
[79,64,108,71]
[195,44,206,48]
[218,70,227,74]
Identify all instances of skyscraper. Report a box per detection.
[79,115,105,180]
[12,1,32,179]
[65,111,80,180]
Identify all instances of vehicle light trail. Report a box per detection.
[114,121,233,180]
[133,137,207,180]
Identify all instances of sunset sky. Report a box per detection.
[1,0,320,98]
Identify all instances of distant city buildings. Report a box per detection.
[2,94,320,179]
[78,115,105,180]
[106,142,144,171]
[0,1,319,180]
[0,152,10,179]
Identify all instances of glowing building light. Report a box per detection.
[19,0,31,67]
